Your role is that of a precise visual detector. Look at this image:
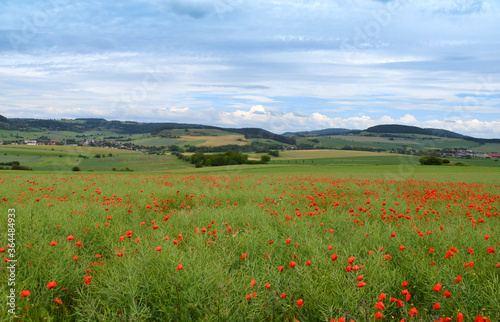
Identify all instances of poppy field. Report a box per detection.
[1,171,499,321]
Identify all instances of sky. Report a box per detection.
[1,0,500,138]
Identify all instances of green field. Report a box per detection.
[0,166,498,321]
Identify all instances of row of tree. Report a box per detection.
[173,151,272,167]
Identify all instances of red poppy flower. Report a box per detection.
[378,293,386,301]
[116,252,123,257]
[176,263,183,271]
[457,313,464,322]
[305,261,311,266]
[289,261,296,268]
[55,297,63,305]
[375,302,385,310]
[278,266,284,272]
[264,283,271,289]
[240,253,247,259]
[72,255,79,261]
[156,246,162,251]
[432,282,442,292]
[444,290,451,298]
[84,276,92,285]
[331,254,338,262]
[75,241,82,248]
[391,232,396,237]
[348,256,355,264]
[375,312,383,320]
[399,245,405,251]
[280,292,286,299]
[250,279,256,287]
[47,281,57,289]
[401,281,408,288]
[487,247,496,254]
[67,235,75,240]
[409,307,418,317]
[357,282,366,288]
[285,238,291,244]
[454,275,462,284]
[429,247,435,253]
[50,240,58,247]
[433,302,440,310]
[21,290,30,297]
[357,275,363,281]
[296,298,304,307]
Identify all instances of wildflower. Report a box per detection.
[84,276,92,285]
[409,307,418,317]
[289,261,296,268]
[55,297,63,305]
[375,312,383,320]
[375,302,385,310]
[432,282,442,292]
[250,279,256,287]
[433,302,440,310]
[21,290,30,297]
[156,246,162,251]
[176,263,183,271]
[47,281,57,289]
[67,235,75,240]
[280,292,286,299]
[296,298,304,307]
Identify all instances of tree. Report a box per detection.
[260,155,271,164]
[419,155,443,165]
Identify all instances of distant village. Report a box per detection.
[0,139,149,153]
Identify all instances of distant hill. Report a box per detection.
[365,124,465,139]
[1,116,498,144]
[282,128,353,136]
[365,124,500,144]
[152,123,296,145]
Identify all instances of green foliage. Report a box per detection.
[72,166,81,171]
[419,155,443,165]
[260,155,271,164]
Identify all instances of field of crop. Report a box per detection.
[1,168,498,321]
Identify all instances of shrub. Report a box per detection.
[419,155,443,165]
[72,166,81,171]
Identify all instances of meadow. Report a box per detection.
[0,164,499,321]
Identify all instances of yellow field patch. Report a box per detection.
[180,135,249,146]
[278,149,396,159]
[3,145,140,155]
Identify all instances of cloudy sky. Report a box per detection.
[1,0,500,137]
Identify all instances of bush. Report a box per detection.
[419,155,443,165]
[72,166,81,171]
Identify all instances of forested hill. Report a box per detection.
[0,116,296,145]
[365,124,500,144]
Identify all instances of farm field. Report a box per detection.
[1,167,499,321]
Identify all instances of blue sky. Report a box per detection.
[1,0,500,137]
